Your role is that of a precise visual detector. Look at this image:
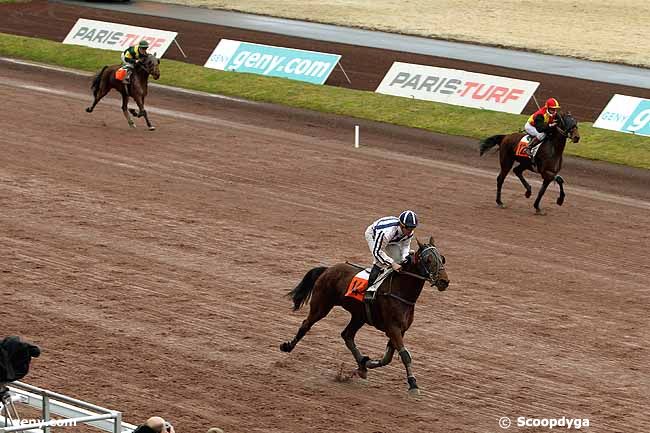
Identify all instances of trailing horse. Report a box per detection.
[86,54,160,130]
[280,237,450,394]
[479,112,581,214]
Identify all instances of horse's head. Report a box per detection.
[414,236,449,291]
[139,54,161,80]
[557,112,580,143]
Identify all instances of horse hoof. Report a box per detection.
[525,189,532,198]
[557,197,564,206]
[408,387,421,397]
[279,342,293,353]
[85,107,92,113]
[148,126,156,131]
[496,203,506,209]
[128,122,136,129]
[535,208,546,216]
[354,368,368,380]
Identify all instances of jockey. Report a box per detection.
[120,39,149,84]
[364,210,418,290]
[523,97,560,158]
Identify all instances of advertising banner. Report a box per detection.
[376,62,539,114]
[63,18,177,57]
[593,94,650,137]
[205,39,340,85]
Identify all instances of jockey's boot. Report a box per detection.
[364,264,382,302]
[524,137,540,160]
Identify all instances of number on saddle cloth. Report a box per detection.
[516,136,539,158]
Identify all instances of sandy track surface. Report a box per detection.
[1,60,648,433]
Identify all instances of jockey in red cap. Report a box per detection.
[523,97,560,161]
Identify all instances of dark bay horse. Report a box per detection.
[86,54,160,130]
[479,112,580,214]
[280,237,450,394]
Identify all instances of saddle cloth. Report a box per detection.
[115,67,128,81]
[345,268,391,302]
[345,269,370,301]
[515,136,541,159]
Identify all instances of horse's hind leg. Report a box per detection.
[366,341,395,369]
[513,164,532,198]
[86,85,110,113]
[386,326,419,395]
[555,175,565,206]
[341,317,370,378]
[280,299,334,353]
[120,92,135,128]
[496,158,515,208]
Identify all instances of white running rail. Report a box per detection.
[0,382,136,433]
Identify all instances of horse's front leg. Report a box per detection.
[341,317,370,378]
[386,327,419,395]
[513,164,532,198]
[555,175,565,206]
[133,95,155,131]
[121,91,135,128]
[533,177,553,215]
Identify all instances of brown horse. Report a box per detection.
[85,53,160,130]
[479,112,581,214]
[280,236,449,394]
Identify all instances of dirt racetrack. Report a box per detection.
[1,2,650,433]
[1,53,649,433]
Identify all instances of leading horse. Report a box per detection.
[86,54,160,130]
[479,112,580,214]
[280,237,450,394]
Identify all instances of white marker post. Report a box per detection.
[354,125,360,148]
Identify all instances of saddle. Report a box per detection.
[344,267,392,302]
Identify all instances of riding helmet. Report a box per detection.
[399,210,418,229]
[138,40,150,49]
[545,97,560,109]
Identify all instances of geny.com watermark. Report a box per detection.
[499,416,590,429]
[15,419,78,428]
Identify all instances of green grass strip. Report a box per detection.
[1,32,649,169]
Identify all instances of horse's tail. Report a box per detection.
[479,135,505,156]
[91,66,108,96]
[287,266,328,311]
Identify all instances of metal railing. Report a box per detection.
[0,382,136,433]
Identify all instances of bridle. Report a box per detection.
[411,245,445,286]
[555,113,579,141]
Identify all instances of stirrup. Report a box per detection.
[364,289,377,302]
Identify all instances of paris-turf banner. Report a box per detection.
[376,62,539,114]
[63,18,177,57]
[204,39,340,85]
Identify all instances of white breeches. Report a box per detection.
[524,122,545,140]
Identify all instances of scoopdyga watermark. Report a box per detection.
[499,416,590,429]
